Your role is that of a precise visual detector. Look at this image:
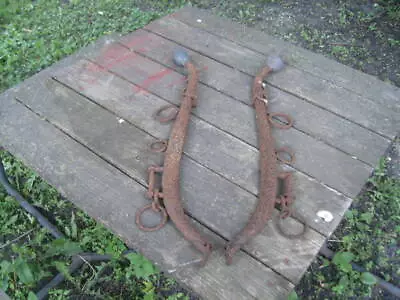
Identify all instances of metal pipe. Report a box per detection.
[0,160,64,239]
[319,243,400,298]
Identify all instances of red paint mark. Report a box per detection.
[134,68,173,94]
[164,65,208,89]
[123,34,151,49]
[283,258,290,265]
[93,44,138,70]
[81,76,99,85]
[142,68,173,87]
[85,63,106,74]
[197,65,209,75]
[164,65,208,88]
[136,47,147,53]
[104,51,137,70]
[167,76,186,88]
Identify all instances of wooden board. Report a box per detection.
[119,29,391,167]
[144,15,399,140]
[54,59,352,238]
[1,6,397,299]
[0,80,293,300]
[173,7,400,112]
[82,43,374,199]
[11,63,325,283]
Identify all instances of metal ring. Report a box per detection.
[275,147,295,165]
[268,112,293,129]
[136,204,168,232]
[154,105,179,123]
[275,213,308,239]
[150,140,168,153]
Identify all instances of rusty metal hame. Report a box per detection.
[136,49,213,265]
[225,56,306,265]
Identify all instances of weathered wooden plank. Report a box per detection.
[144,16,399,139]
[0,91,294,299]
[0,289,11,300]
[12,70,325,283]
[118,29,391,167]
[54,59,352,238]
[83,44,373,198]
[173,7,400,117]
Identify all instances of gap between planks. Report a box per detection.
[144,15,399,140]
[53,57,357,238]
[80,43,373,200]
[10,75,325,284]
[116,33,386,169]
[89,56,358,199]
[0,94,294,299]
[173,7,400,111]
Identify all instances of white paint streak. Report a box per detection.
[118,118,125,124]
[317,210,334,222]
[166,258,202,273]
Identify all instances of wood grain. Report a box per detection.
[11,67,326,283]
[119,29,390,167]
[0,88,294,300]
[145,16,399,139]
[54,59,354,238]
[174,7,400,120]
[82,43,373,199]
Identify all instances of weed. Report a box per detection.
[0,149,189,299]
[296,158,399,298]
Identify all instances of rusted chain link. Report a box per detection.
[137,50,213,266]
[136,166,168,232]
[275,173,308,240]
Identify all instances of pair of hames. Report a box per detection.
[136,50,307,266]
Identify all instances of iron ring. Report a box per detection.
[136,204,168,232]
[268,112,293,129]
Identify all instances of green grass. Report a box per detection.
[296,158,400,298]
[0,151,189,299]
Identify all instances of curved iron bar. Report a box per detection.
[225,57,304,264]
[138,50,213,265]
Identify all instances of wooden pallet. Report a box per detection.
[0,6,398,299]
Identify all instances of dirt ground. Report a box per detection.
[189,0,400,87]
